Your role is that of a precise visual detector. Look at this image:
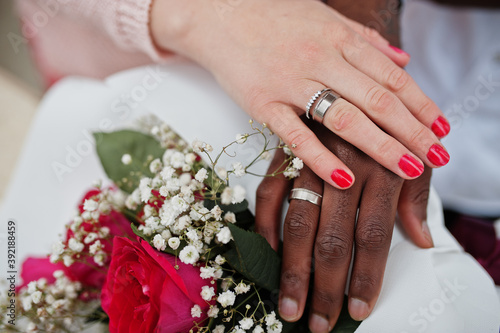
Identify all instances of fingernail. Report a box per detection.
[348,298,370,321]
[427,144,450,166]
[280,297,298,321]
[398,154,425,178]
[309,314,330,333]
[389,45,409,56]
[422,220,434,247]
[331,169,353,188]
[431,116,451,138]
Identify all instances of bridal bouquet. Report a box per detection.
[1,117,358,332]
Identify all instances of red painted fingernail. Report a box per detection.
[427,144,450,166]
[390,45,409,56]
[331,169,353,188]
[398,154,424,178]
[431,116,451,138]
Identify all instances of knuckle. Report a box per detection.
[415,98,435,118]
[256,182,276,203]
[386,66,409,93]
[373,137,395,161]
[284,127,312,152]
[281,270,304,289]
[356,222,390,251]
[285,211,314,240]
[314,289,336,306]
[410,186,430,206]
[363,25,381,40]
[308,151,329,174]
[366,86,396,116]
[407,126,429,147]
[315,232,351,261]
[351,272,378,292]
[328,104,356,132]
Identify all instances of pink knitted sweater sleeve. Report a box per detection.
[16,0,172,83]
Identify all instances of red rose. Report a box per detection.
[101,237,214,333]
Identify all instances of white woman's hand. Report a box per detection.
[151,0,450,189]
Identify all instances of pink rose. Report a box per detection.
[101,237,214,333]
[18,257,64,290]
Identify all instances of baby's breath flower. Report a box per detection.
[83,199,98,212]
[221,187,232,205]
[283,146,292,156]
[200,266,216,280]
[232,185,246,204]
[216,166,228,180]
[149,158,162,173]
[207,305,220,318]
[213,325,225,333]
[195,168,208,183]
[179,245,199,265]
[52,241,65,256]
[236,134,248,144]
[94,252,106,266]
[121,154,132,165]
[292,157,304,170]
[68,238,84,253]
[234,282,251,295]
[211,205,223,221]
[192,139,204,153]
[191,304,202,318]
[253,326,264,333]
[260,151,272,161]
[239,317,254,330]
[168,237,180,250]
[224,212,236,224]
[62,255,74,267]
[200,286,215,301]
[31,291,42,304]
[216,227,232,244]
[215,255,226,265]
[153,234,166,251]
[217,290,236,307]
[232,162,245,177]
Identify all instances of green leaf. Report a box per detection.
[94,130,165,193]
[224,223,281,291]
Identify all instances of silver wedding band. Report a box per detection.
[306,88,342,124]
[288,188,323,206]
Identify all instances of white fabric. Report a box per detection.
[1,62,499,332]
[402,0,500,216]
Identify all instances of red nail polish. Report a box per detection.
[427,144,450,166]
[431,116,450,138]
[390,45,409,56]
[398,154,424,177]
[331,169,353,188]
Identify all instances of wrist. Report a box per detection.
[150,0,213,64]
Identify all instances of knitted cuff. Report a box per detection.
[113,0,170,61]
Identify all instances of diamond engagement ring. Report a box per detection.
[306,89,342,124]
[288,188,323,206]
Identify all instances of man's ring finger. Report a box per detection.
[288,188,323,206]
